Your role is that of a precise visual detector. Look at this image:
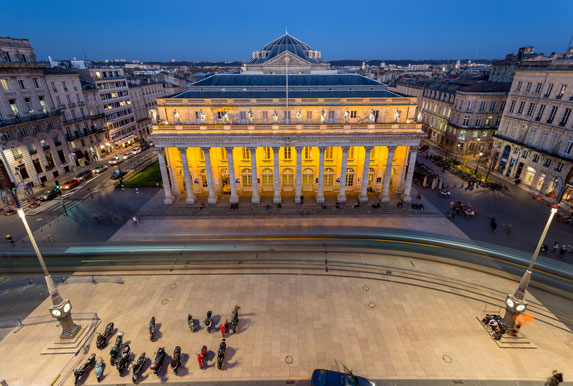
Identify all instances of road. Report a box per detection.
[0,148,159,243]
[415,153,573,262]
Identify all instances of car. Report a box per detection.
[122,152,134,160]
[92,164,108,174]
[110,171,127,180]
[75,170,93,181]
[38,188,61,201]
[60,179,79,190]
[311,369,375,386]
[131,147,141,155]
[108,156,122,165]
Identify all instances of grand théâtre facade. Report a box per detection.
[150,34,424,205]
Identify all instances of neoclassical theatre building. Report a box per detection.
[150,34,424,205]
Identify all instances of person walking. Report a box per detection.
[490,217,497,232]
[559,246,566,260]
[553,242,559,254]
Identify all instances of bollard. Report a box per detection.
[1,378,9,386]
[28,278,33,285]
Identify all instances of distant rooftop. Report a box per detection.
[171,89,401,99]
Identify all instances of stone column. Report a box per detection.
[402,147,419,202]
[201,146,217,204]
[337,146,349,203]
[156,147,174,204]
[381,146,396,203]
[272,146,281,204]
[295,146,303,204]
[359,146,373,203]
[178,147,195,204]
[249,147,260,204]
[226,147,238,204]
[316,146,326,204]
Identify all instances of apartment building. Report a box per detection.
[0,38,71,188]
[45,68,106,165]
[128,81,164,139]
[492,48,573,196]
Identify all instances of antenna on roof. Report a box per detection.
[568,32,573,50]
[285,27,288,34]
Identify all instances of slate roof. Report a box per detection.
[248,33,325,65]
[190,74,382,87]
[171,90,401,99]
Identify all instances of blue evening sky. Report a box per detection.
[1,0,572,62]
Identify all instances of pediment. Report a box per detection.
[264,51,309,67]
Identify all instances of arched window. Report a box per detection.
[283,168,294,187]
[303,168,314,187]
[368,168,375,183]
[324,168,334,186]
[200,169,207,187]
[241,168,252,187]
[345,167,355,187]
[262,168,273,186]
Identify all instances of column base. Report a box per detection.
[186,197,195,205]
[164,197,173,205]
[208,196,217,205]
[359,193,368,203]
[316,194,325,204]
[402,194,412,203]
[273,196,281,204]
[230,195,239,204]
[337,194,346,203]
[295,196,301,204]
[251,195,260,204]
[381,194,390,203]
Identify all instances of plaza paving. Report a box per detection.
[0,251,571,385]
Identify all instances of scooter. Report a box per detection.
[149,316,156,341]
[187,314,195,332]
[198,345,208,369]
[96,322,114,349]
[220,319,229,337]
[116,344,131,375]
[150,347,165,375]
[204,311,212,333]
[95,357,104,382]
[439,190,451,197]
[131,352,146,384]
[109,332,124,366]
[170,346,182,374]
[217,339,226,370]
[74,353,96,385]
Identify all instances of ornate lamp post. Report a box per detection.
[1,170,80,338]
[502,177,572,327]
[474,151,483,174]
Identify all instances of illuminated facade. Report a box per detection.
[151,34,424,205]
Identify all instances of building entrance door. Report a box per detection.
[221,168,230,192]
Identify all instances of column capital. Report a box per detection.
[295,146,304,152]
[387,145,397,151]
[200,146,211,151]
[340,146,350,152]
[225,146,234,152]
[248,146,258,152]
[318,146,327,151]
[177,147,187,153]
[271,146,281,152]
[364,146,374,151]
[410,146,419,152]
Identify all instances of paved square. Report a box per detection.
[0,251,571,385]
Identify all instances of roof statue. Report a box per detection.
[245,33,330,74]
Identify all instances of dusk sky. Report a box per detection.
[2,0,572,62]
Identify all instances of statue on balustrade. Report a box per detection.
[248,109,254,123]
[173,109,181,124]
[394,108,401,123]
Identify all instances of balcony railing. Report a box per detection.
[0,110,60,128]
[65,127,104,141]
[42,145,50,150]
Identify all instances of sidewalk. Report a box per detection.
[0,251,570,385]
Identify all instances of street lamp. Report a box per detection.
[502,177,572,327]
[3,178,80,338]
[474,152,483,174]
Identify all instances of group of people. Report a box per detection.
[540,242,569,260]
[451,201,480,219]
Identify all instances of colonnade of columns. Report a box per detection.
[156,145,418,206]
